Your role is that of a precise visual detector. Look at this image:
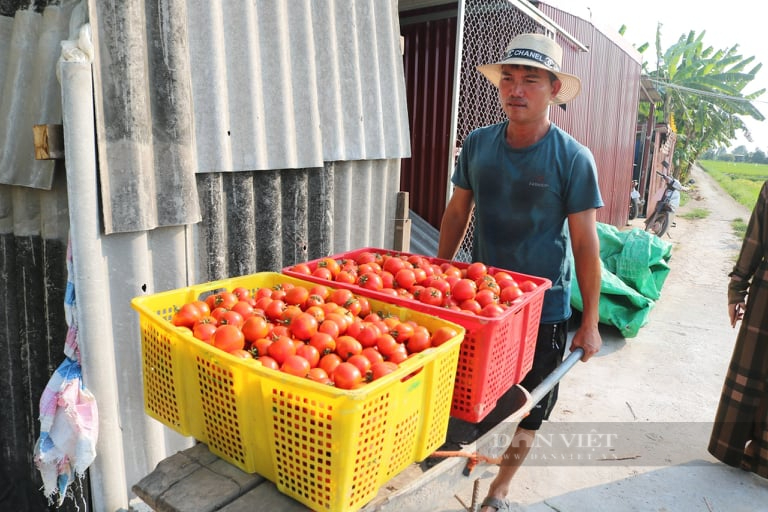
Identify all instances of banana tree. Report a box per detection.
[647,27,764,179]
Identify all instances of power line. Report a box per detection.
[647,78,768,104]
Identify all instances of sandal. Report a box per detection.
[741,440,756,472]
[481,496,519,511]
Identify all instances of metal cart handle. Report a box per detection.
[528,347,584,405]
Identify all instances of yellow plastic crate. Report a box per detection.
[131,272,463,512]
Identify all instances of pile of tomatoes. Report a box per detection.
[288,251,539,318]
[170,281,460,389]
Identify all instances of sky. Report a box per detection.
[547,0,768,152]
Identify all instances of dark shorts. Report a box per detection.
[517,320,568,430]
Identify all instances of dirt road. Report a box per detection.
[382,165,768,511]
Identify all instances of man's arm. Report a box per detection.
[567,208,602,362]
[437,187,474,260]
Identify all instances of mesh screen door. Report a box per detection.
[450,0,549,261]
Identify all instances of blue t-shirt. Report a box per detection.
[451,121,603,323]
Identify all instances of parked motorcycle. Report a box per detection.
[628,179,643,220]
[644,170,684,237]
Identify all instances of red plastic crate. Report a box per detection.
[283,248,551,423]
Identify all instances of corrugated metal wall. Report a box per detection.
[400,6,458,230]
[540,2,642,227]
[1,1,409,510]
[0,1,643,511]
[399,1,641,232]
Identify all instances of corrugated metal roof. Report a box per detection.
[88,0,411,234]
[0,7,74,190]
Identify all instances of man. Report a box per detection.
[437,33,603,512]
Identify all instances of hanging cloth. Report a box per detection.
[33,238,98,506]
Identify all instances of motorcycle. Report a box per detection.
[644,170,684,237]
[628,179,642,220]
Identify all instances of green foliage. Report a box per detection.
[731,217,748,238]
[644,28,765,180]
[679,207,709,220]
[698,159,764,208]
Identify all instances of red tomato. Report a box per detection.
[361,347,385,366]
[412,267,428,285]
[477,276,501,295]
[207,291,239,311]
[389,322,414,343]
[329,288,354,308]
[192,322,217,343]
[480,303,506,317]
[375,333,399,357]
[289,312,319,340]
[451,278,478,302]
[347,354,372,381]
[466,262,488,281]
[459,299,483,315]
[307,367,331,384]
[380,271,395,290]
[255,287,273,300]
[229,349,253,359]
[519,279,539,293]
[428,277,452,297]
[258,355,280,371]
[218,310,244,329]
[500,284,524,304]
[231,300,255,319]
[370,361,399,381]
[442,264,463,279]
[281,354,311,378]
[493,271,518,290]
[264,299,287,322]
[335,335,363,360]
[232,287,251,301]
[475,289,499,308]
[356,271,383,290]
[296,343,321,368]
[267,336,296,365]
[290,263,312,275]
[332,362,363,389]
[394,268,417,290]
[406,328,431,353]
[283,286,310,307]
[419,286,443,307]
[172,303,203,328]
[386,344,409,364]
[251,337,273,358]
[354,251,378,265]
[309,332,336,355]
[302,305,324,323]
[309,284,331,301]
[431,326,459,347]
[335,270,357,284]
[318,319,341,339]
[324,312,350,335]
[319,353,343,376]
[212,324,245,353]
[343,298,363,317]
[192,300,211,317]
[317,257,341,277]
[355,322,382,348]
[311,267,333,280]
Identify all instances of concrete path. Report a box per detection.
[382,165,768,512]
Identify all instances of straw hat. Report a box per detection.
[477,33,581,104]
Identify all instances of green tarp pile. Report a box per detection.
[570,223,673,337]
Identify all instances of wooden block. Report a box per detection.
[33,124,65,160]
[132,443,265,512]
